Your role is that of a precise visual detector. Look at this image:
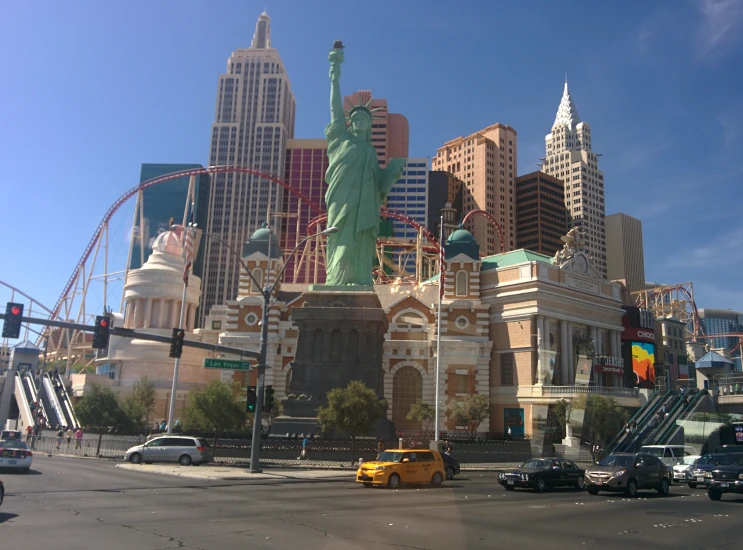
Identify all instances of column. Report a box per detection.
[590,326,600,386]
[544,317,551,383]
[560,320,569,386]
[566,323,574,385]
[536,315,544,385]
[157,298,165,328]
[143,298,152,328]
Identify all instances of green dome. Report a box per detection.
[242,223,283,259]
[250,225,276,242]
[444,225,480,261]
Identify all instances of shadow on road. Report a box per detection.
[0,469,42,476]
[0,512,19,523]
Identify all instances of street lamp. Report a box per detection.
[247,225,337,473]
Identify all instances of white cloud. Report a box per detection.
[695,0,743,59]
[665,226,743,269]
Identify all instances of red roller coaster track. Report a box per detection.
[462,209,505,253]
[0,279,54,315]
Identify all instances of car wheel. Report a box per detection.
[363,483,373,488]
[535,477,547,493]
[129,452,142,464]
[688,483,697,489]
[505,485,515,491]
[708,489,722,501]
[387,473,401,489]
[576,476,586,490]
[22,467,30,474]
[0,486,3,506]
[657,478,670,496]
[625,479,638,498]
[587,487,600,495]
[445,466,455,480]
[178,454,192,466]
[431,472,443,487]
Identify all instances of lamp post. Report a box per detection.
[200,226,338,472]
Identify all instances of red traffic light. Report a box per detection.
[99,319,108,328]
[11,306,21,315]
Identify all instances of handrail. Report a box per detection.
[542,386,640,398]
[620,392,679,452]
[653,389,708,445]
[606,390,666,454]
[642,393,686,446]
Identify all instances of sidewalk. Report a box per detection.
[116,462,357,482]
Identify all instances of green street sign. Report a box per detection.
[203,358,251,371]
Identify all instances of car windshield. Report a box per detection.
[718,454,743,466]
[198,439,211,448]
[520,459,550,469]
[377,451,404,463]
[598,455,635,467]
[639,447,664,457]
[697,454,723,465]
[678,455,698,466]
[0,439,29,450]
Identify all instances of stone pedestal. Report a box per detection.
[271,290,393,439]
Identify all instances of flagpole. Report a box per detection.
[435,214,444,443]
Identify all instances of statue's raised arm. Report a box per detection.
[328,41,345,124]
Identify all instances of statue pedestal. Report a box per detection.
[271,290,393,439]
[562,424,577,447]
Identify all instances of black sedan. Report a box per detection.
[441,453,460,480]
[498,457,586,492]
[0,478,4,506]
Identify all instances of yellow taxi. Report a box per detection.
[356,449,446,489]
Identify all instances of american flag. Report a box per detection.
[439,215,445,299]
[182,207,195,285]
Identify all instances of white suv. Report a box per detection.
[640,445,698,467]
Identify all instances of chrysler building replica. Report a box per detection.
[541,79,606,276]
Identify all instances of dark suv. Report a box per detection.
[707,453,743,501]
[584,452,670,497]
[687,454,725,488]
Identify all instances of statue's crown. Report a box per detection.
[344,96,385,121]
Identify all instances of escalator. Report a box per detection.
[51,371,80,429]
[616,391,682,453]
[606,390,672,454]
[646,390,709,446]
[12,371,35,429]
[39,374,64,429]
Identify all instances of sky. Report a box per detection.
[1,0,743,316]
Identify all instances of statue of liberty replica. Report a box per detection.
[323,41,407,287]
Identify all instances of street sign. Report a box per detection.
[203,358,251,371]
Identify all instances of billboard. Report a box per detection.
[632,341,656,386]
[575,356,592,386]
[504,408,525,437]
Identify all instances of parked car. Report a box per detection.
[584,452,670,497]
[497,458,585,492]
[356,449,446,488]
[441,453,460,480]
[0,438,33,473]
[124,436,212,466]
[707,453,743,501]
[672,454,700,483]
[687,453,726,488]
[639,445,698,467]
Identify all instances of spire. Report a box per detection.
[250,12,271,49]
[553,77,580,128]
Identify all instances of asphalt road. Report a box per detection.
[1,456,742,550]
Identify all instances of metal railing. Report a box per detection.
[27,433,142,459]
[543,386,640,398]
[713,374,743,395]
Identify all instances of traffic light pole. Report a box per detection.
[248,290,270,473]
[166,280,189,435]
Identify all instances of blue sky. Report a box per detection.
[1,0,742,315]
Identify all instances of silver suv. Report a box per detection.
[124,436,212,466]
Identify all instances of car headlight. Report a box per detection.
[612,469,627,477]
[375,466,386,471]
[738,473,743,480]
[498,472,504,479]
[705,472,713,478]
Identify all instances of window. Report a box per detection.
[392,367,423,430]
[501,353,515,386]
[250,268,263,293]
[211,321,222,330]
[455,271,468,296]
[456,374,468,393]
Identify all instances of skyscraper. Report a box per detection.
[605,212,646,293]
[541,80,606,275]
[129,164,210,278]
[514,171,567,256]
[200,12,296,326]
[698,309,742,371]
[432,123,518,256]
[343,90,409,168]
[386,158,429,240]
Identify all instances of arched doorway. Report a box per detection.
[392,366,423,430]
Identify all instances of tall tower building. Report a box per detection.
[514,171,568,256]
[343,90,409,167]
[541,80,606,275]
[432,123,518,256]
[605,212,645,293]
[200,12,296,326]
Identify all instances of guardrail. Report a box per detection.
[543,386,640,398]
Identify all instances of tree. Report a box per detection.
[583,395,629,460]
[448,394,490,438]
[316,381,387,463]
[75,384,133,456]
[121,375,155,433]
[554,398,572,439]
[183,380,246,456]
[406,399,435,437]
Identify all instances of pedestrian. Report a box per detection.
[507,426,512,441]
[299,436,309,460]
[159,419,167,432]
[75,428,83,451]
[66,426,74,447]
[56,427,64,450]
[25,424,33,443]
[377,440,385,458]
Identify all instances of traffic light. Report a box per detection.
[247,385,257,413]
[92,315,111,349]
[264,385,275,412]
[2,302,24,339]
[169,328,185,358]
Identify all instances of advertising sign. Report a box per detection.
[632,341,656,386]
[575,356,592,386]
[622,327,655,343]
[504,408,525,437]
[735,425,743,444]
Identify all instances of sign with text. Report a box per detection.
[203,358,251,371]
[622,327,655,343]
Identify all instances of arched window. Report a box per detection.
[250,268,263,293]
[392,366,423,430]
[455,270,468,296]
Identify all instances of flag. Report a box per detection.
[439,215,445,299]
[182,206,195,285]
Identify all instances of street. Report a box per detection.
[1,456,742,549]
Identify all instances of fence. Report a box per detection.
[542,386,640,398]
[26,432,141,459]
